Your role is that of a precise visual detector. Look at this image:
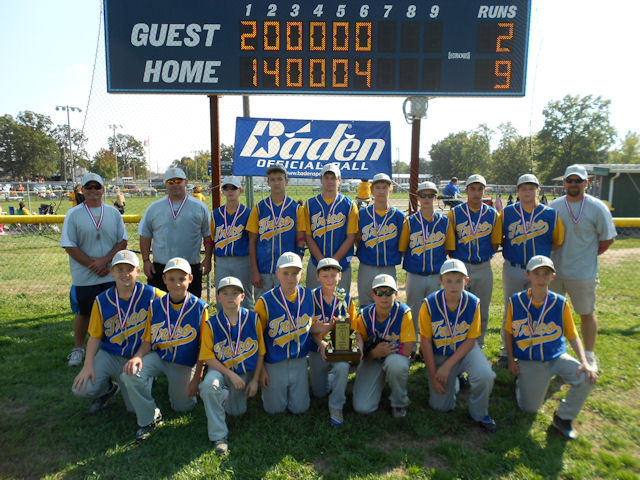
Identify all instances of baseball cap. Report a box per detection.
[316,257,342,272]
[217,276,244,292]
[417,181,438,193]
[164,167,187,183]
[526,255,555,273]
[371,274,397,291]
[465,174,487,187]
[82,172,104,187]
[111,250,140,268]
[371,173,392,185]
[440,259,468,276]
[221,176,241,189]
[276,251,303,270]
[517,173,539,187]
[320,163,341,178]
[266,165,287,176]
[163,257,192,274]
[563,164,588,180]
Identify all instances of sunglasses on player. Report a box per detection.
[166,178,184,185]
[222,185,238,191]
[564,178,585,184]
[418,192,437,199]
[373,288,395,297]
[83,184,102,190]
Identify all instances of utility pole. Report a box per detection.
[55,105,82,183]
[109,124,122,188]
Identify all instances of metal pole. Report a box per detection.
[209,95,221,210]
[243,96,254,209]
[409,119,421,215]
[109,124,122,188]
[66,108,74,184]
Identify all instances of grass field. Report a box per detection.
[1,224,639,479]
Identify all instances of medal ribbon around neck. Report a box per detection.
[168,195,188,223]
[417,211,432,247]
[464,202,486,236]
[370,306,393,340]
[115,284,138,332]
[267,197,290,234]
[222,204,243,253]
[278,286,302,331]
[83,202,104,233]
[371,204,392,237]
[164,293,190,346]
[517,203,535,235]
[440,290,464,344]
[525,289,550,340]
[564,196,586,225]
[316,289,338,324]
[223,309,246,357]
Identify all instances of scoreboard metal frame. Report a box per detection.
[104,0,531,96]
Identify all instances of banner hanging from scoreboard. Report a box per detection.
[233,118,391,179]
[104,0,531,96]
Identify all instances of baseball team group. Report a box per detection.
[63,161,616,453]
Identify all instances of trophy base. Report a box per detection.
[325,350,361,362]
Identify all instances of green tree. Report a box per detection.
[536,94,616,182]
[0,112,60,179]
[428,125,492,180]
[91,148,116,180]
[51,124,89,181]
[610,132,640,164]
[392,160,410,174]
[109,133,147,179]
[489,123,535,185]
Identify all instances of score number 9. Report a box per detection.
[494,22,513,89]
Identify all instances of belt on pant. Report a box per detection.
[509,261,526,269]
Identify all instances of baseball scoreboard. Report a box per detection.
[104,0,530,96]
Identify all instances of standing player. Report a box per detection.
[499,173,564,363]
[446,174,502,347]
[356,173,405,307]
[61,172,127,366]
[247,166,304,300]
[302,163,358,291]
[550,165,616,371]
[399,181,452,346]
[211,177,254,309]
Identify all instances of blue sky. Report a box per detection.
[1,0,638,172]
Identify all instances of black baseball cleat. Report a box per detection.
[135,409,163,442]
[88,381,120,415]
[552,412,578,440]
[478,415,497,433]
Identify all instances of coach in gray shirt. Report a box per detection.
[550,164,617,371]
[139,167,212,297]
[61,172,127,366]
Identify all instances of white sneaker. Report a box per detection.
[67,347,85,367]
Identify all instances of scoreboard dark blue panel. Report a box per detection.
[104,0,530,96]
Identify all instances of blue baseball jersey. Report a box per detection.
[145,293,208,367]
[248,196,299,274]
[355,302,413,349]
[356,206,405,266]
[211,204,250,257]
[506,290,577,362]
[91,282,157,358]
[201,307,264,374]
[256,286,314,364]
[501,202,562,266]
[420,290,480,357]
[401,212,449,275]
[449,203,499,263]
[305,194,355,270]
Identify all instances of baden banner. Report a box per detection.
[233,118,391,179]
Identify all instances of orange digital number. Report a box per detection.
[251,58,258,86]
[496,22,513,53]
[286,58,303,87]
[355,22,372,51]
[286,22,303,51]
[264,21,280,51]
[310,22,326,51]
[355,59,371,87]
[494,60,511,89]
[333,22,349,51]
[310,59,326,87]
[240,21,257,51]
[332,59,348,87]
[264,58,280,86]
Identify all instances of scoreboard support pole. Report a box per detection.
[409,118,421,215]
[209,95,222,210]
[243,96,255,209]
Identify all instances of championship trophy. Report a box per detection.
[325,288,360,362]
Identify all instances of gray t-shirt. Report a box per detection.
[138,195,211,264]
[549,194,617,280]
[61,203,127,286]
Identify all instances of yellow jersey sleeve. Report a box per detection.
[142,308,153,343]
[302,201,311,235]
[445,211,456,251]
[562,301,578,341]
[87,300,104,339]
[153,287,165,298]
[553,214,565,246]
[296,203,304,232]
[466,304,481,338]
[399,311,416,343]
[354,312,368,341]
[504,300,513,335]
[491,212,503,245]
[254,298,268,331]
[347,202,359,234]
[246,206,259,234]
[198,319,216,361]
[418,302,432,339]
[398,218,410,253]
[256,316,266,355]
[348,299,357,327]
